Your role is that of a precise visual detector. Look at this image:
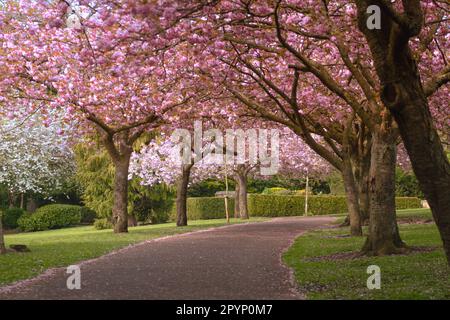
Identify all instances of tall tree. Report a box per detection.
[0,1,208,233]
[354,0,450,262]
[200,0,447,253]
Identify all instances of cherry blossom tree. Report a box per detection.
[353,0,450,262]
[130,136,222,226]
[0,1,213,233]
[199,0,448,255]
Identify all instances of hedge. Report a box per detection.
[247,194,349,216]
[394,197,423,210]
[1,207,26,229]
[172,195,422,219]
[170,197,235,220]
[17,204,93,232]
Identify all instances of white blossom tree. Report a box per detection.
[0,113,75,204]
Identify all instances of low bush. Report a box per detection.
[17,204,84,232]
[261,187,290,195]
[248,195,422,216]
[93,218,113,230]
[174,195,423,219]
[394,197,422,210]
[80,207,97,224]
[1,207,26,229]
[171,197,235,220]
[248,194,348,216]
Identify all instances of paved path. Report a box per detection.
[0,216,335,300]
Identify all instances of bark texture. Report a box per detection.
[234,181,240,218]
[236,165,249,219]
[0,212,6,254]
[176,164,193,227]
[342,114,362,236]
[342,165,362,236]
[112,154,131,233]
[127,215,137,227]
[358,164,371,225]
[356,1,450,263]
[363,130,404,255]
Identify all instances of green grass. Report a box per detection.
[284,209,450,299]
[0,217,267,286]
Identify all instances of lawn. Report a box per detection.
[0,217,267,286]
[284,209,450,299]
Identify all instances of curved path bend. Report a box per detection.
[0,216,335,300]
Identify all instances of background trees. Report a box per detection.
[198,0,448,256]
[75,139,174,226]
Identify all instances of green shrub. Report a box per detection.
[175,195,423,219]
[1,207,26,229]
[248,194,348,216]
[93,218,113,230]
[261,187,292,195]
[171,197,235,220]
[248,195,422,216]
[17,204,84,232]
[395,168,424,198]
[131,183,173,224]
[80,207,97,224]
[394,197,422,210]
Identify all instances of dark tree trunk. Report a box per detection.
[176,164,193,227]
[112,155,131,233]
[234,180,240,218]
[127,215,137,227]
[358,154,371,225]
[342,163,362,236]
[381,54,450,263]
[8,191,17,208]
[236,166,249,219]
[363,130,404,255]
[391,94,450,263]
[26,198,38,213]
[0,211,6,254]
[356,1,450,263]
[341,114,362,236]
[20,193,24,210]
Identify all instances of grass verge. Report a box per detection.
[283,209,450,299]
[0,217,267,286]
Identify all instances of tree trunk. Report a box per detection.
[236,167,249,219]
[127,215,137,227]
[342,162,363,236]
[383,60,450,264]
[26,197,38,213]
[358,154,371,225]
[20,193,24,209]
[234,180,240,218]
[355,1,450,263]
[176,164,193,227]
[8,191,16,208]
[112,155,131,233]
[362,130,404,255]
[0,211,6,254]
